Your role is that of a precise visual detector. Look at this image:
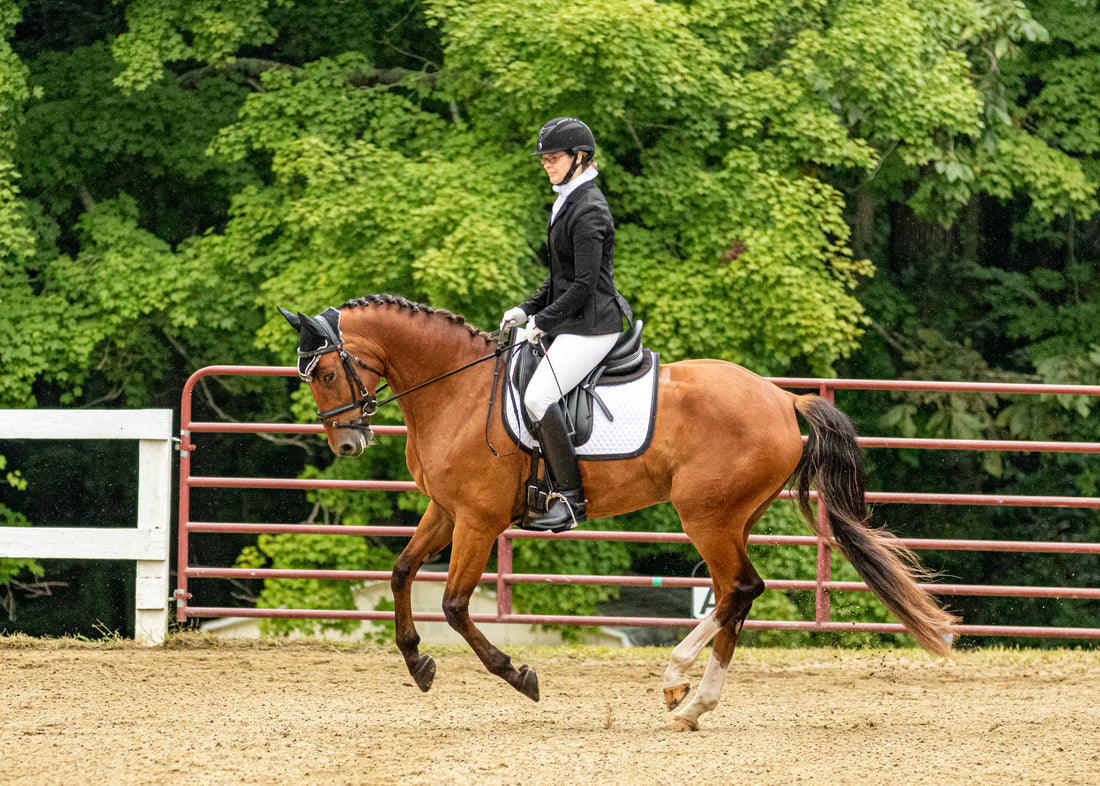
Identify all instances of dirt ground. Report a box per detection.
[2,636,1098,786]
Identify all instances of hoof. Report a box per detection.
[517,664,540,702]
[663,682,690,710]
[412,654,436,693]
[663,715,700,733]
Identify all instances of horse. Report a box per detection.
[279,293,957,732]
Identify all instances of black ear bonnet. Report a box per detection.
[295,307,342,381]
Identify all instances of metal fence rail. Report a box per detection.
[176,366,1100,641]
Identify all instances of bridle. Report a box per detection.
[298,315,519,436]
[296,318,392,435]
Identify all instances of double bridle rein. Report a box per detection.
[298,318,515,436]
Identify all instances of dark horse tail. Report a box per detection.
[791,395,958,657]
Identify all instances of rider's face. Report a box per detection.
[540,150,575,185]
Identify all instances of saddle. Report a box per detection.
[510,320,646,447]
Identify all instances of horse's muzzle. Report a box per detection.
[334,427,372,457]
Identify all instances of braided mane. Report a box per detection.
[339,293,496,344]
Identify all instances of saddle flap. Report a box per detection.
[511,340,543,392]
[566,381,597,447]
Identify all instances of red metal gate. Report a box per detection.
[176,366,1100,640]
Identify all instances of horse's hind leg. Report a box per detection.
[392,501,455,692]
[442,519,540,701]
[665,503,769,731]
[666,557,763,732]
[662,612,720,710]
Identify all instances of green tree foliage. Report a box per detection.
[112,0,279,91]
[0,3,44,606]
[0,454,43,616]
[2,1,1097,643]
[1,2,39,407]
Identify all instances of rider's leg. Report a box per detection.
[523,331,619,531]
[523,332,621,422]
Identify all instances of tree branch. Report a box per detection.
[2,579,70,621]
[177,58,301,89]
[623,116,644,151]
[78,183,96,212]
[346,67,437,89]
[177,58,437,91]
[196,376,313,453]
[81,386,125,408]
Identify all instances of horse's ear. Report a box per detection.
[299,313,326,338]
[278,307,302,332]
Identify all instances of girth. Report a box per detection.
[511,320,646,447]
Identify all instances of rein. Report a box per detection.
[485,328,528,458]
[301,330,519,435]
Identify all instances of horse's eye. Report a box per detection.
[321,371,336,385]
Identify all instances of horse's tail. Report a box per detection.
[791,395,958,657]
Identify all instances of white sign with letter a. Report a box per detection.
[692,584,715,619]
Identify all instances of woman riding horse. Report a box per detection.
[500,117,633,532]
[280,123,959,730]
[282,294,958,731]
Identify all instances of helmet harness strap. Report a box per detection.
[558,150,590,186]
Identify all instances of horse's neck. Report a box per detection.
[349,309,491,413]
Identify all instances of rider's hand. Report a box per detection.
[525,316,545,345]
[500,306,527,331]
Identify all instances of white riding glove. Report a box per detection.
[525,316,545,345]
[500,306,528,331]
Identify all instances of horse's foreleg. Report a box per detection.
[442,523,540,701]
[392,501,455,693]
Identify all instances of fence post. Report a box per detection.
[135,436,173,645]
[814,382,835,626]
[496,532,513,619]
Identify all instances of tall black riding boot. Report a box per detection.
[525,404,587,532]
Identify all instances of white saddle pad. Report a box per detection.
[501,347,659,461]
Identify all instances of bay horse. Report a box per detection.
[280,293,957,731]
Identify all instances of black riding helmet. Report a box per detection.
[532,117,595,185]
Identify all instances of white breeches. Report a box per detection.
[522,331,620,421]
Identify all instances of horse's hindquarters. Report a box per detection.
[582,360,802,520]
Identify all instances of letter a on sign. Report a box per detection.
[692,585,715,619]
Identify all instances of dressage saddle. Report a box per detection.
[510,320,646,448]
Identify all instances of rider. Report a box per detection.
[500,117,632,531]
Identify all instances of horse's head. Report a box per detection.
[279,306,383,457]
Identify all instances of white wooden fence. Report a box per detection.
[0,410,173,644]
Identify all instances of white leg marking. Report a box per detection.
[673,650,730,727]
[663,612,720,689]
